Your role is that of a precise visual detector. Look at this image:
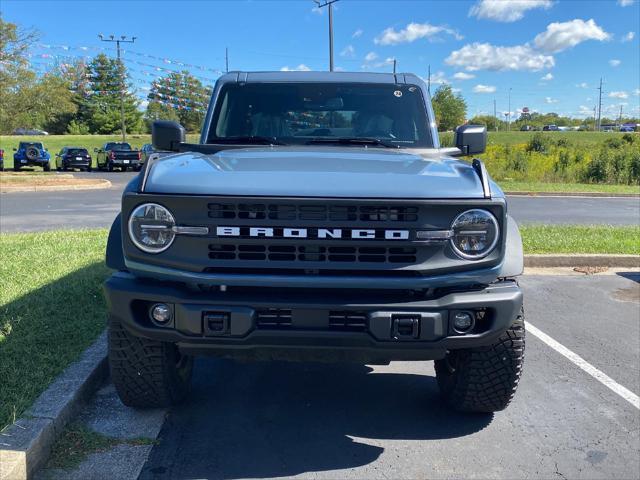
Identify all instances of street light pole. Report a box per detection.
[313,0,339,71]
[99,34,137,143]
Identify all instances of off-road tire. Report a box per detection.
[43,163,51,172]
[109,317,193,408]
[435,309,525,413]
[13,164,21,172]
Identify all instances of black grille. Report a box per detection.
[208,203,419,222]
[209,244,417,263]
[328,311,368,331]
[256,309,368,332]
[256,309,292,328]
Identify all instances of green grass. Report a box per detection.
[47,422,156,470]
[521,225,640,254]
[0,230,110,430]
[498,181,640,195]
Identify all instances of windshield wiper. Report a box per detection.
[212,136,287,146]
[305,137,399,149]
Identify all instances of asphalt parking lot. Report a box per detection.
[1,171,639,232]
[35,272,640,480]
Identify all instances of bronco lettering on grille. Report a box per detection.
[216,226,410,240]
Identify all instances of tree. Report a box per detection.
[431,85,467,132]
[80,54,143,134]
[145,71,211,132]
[468,115,505,131]
[0,16,38,133]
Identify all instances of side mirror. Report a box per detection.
[455,125,487,155]
[152,120,186,151]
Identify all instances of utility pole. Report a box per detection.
[593,106,597,131]
[493,99,497,132]
[596,77,603,132]
[99,34,136,143]
[618,104,623,126]
[225,47,229,73]
[392,58,397,74]
[427,64,431,94]
[313,0,339,71]
[507,87,512,132]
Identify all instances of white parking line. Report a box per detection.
[528,322,640,410]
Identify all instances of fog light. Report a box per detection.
[150,303,172,325]
[452,311,474,333]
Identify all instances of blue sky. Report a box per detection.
[3,0,639,119]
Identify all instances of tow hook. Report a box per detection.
[391,315,420,340]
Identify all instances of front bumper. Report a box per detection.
[105,272,523,362]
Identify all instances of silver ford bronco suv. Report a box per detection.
[105,71,525,413]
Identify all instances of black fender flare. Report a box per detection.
[498,215,524,278]
[106,214,126,271]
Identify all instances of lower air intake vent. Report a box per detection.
[328,311,368,331]
[256,309,292,328]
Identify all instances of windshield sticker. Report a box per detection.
[393,90,403,98]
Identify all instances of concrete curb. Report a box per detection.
[506,191,639,198]
[0,180,111,193]
[0,332,108,480]
[524,254,640,268]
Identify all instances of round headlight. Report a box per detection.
[450,209,499,260]
[128,203,176,253]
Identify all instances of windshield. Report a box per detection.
[105,143,132,150]
[68,148,88,155]
[207,82,434,148]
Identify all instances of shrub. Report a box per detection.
[526,133,553,153]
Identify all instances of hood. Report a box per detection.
[143,146,496,199]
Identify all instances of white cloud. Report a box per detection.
[340,45,355,58]
[429,71,449,85]
[622,31,635,42]
[473,84,496,93]
[469,0,553,22]
[364,51,378,62]
[576,82,589,88]
[352,29,363,38]
[374,22,462,45]
[544,97,558,103]
[534,19,610,53]
[635,89,640,96]
[609,59,621,67]
[540,72,553,81]
[609,91,629,99]
[280,64,311,72]
[446,42,554,71]
[618,0,634,6]
[311,6,323,15]
[453,72,475,80]
[452,88,462,93]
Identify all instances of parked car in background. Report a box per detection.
[55,147,92,172]
[0,149,4,171]
[620,125,635,132]
[140,143,156,163]
[12,128,49,135]
[13,141,51,171]
[542,125,559,131]
[95,142,142,172]
[520,125,533,131]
